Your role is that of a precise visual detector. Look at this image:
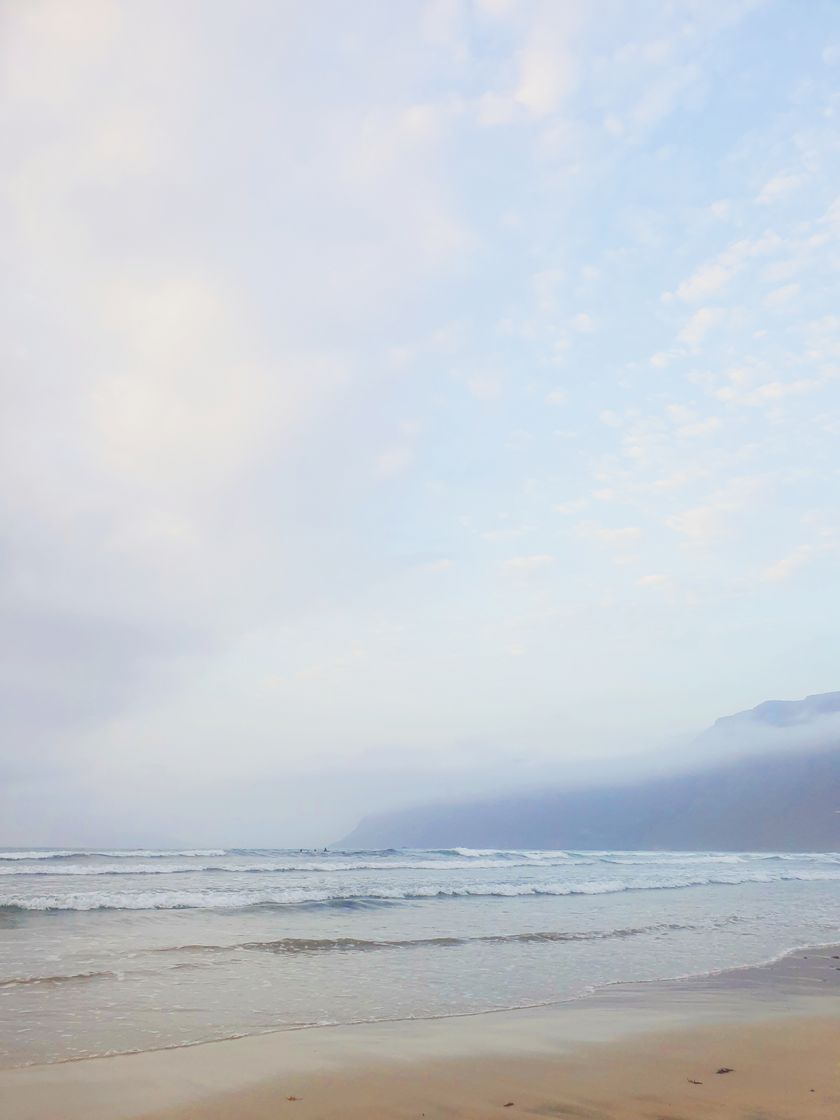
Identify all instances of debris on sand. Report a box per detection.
[716,1067,734,1074]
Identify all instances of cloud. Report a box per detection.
[554,500,587,515]
[544,388,568,405]
[467,374,504,400]
[419,557,454,573]
[2,0,839,844]
[762,546,814,583]
[504,554,554,571]
[650,351,674,368]
[376,422,421,478]
[666,505,726,541]
[764,282,799,307]
[573,312,595,333]
[637,573,668,588]
[666,232,781,302]
[513,8,580,117]
[580,524,642,547]
[755,172,804,205]
[715,378,820,407]
[678,306,726,346]
[666,477,766,542]
[676,416,722,438]
[515,44,575,115]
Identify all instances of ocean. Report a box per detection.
[1,846,838,1068]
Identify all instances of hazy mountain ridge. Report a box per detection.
[341,693,840,851]
[710,691,840,731]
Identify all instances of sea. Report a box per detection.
[1,846,838,1068]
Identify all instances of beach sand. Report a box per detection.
[3,948,839,1119]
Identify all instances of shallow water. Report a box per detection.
[0,846,838,1067]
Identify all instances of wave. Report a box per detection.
[4,869,840,911]
[0,849,226,861]
[448,848,573,860]
[598,854,748,865]
[153,920,697,957]
[3,847,837,865]
[0,920,733,988]
[0,851,78,861]
[0,969,117,989]
[0,856,587,877]
[0,863,221,877]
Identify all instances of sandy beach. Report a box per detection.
[3,947,839,1120]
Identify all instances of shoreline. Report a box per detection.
[5,937,838,1073]
[3,944,839,1118]
[6,933,840,1073]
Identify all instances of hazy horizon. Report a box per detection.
[3,1,840,847]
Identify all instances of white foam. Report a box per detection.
[0,857,583,876]
[0,851,77,861]
[5,868,840,910]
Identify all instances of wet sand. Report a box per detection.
[3,947,839,1119]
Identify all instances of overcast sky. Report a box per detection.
[2,0,839,846]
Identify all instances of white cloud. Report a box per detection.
[755,172,804,205]
[666,505,725,541]
[762,546,814,583]
[476,91,516,126]
[482,525,530,541]
[505,554,554,571]
[3,0,840,845]
[678,306,726,346]
[637,573,668,587]
[468,374,503,400]
[477,3,582,122]
[421,0,466,58]
[419,558,454,573]
[515,44,575,115]
[376,422,421,478]
[671,262,731,303]
[677,416,722,438]
[475,0,517,16]
[580,524,642,547]
[764,283,799,308]
[573,312,596,333]
[715,378,820,407]
[554,499,587,515]
[650,351,674,368]
[667,232,781,302]
[3,0,123,106]
[666,477,765,542]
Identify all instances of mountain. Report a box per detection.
[340,693,840,851]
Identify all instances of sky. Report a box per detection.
[2,0,839,846]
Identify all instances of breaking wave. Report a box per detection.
[154,921,697,956]
[0,857,586,877]
[0,849,226,861]
[4,869,840,911]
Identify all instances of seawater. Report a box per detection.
[0,847,838,1067]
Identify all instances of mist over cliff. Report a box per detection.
[341,693,840,851]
